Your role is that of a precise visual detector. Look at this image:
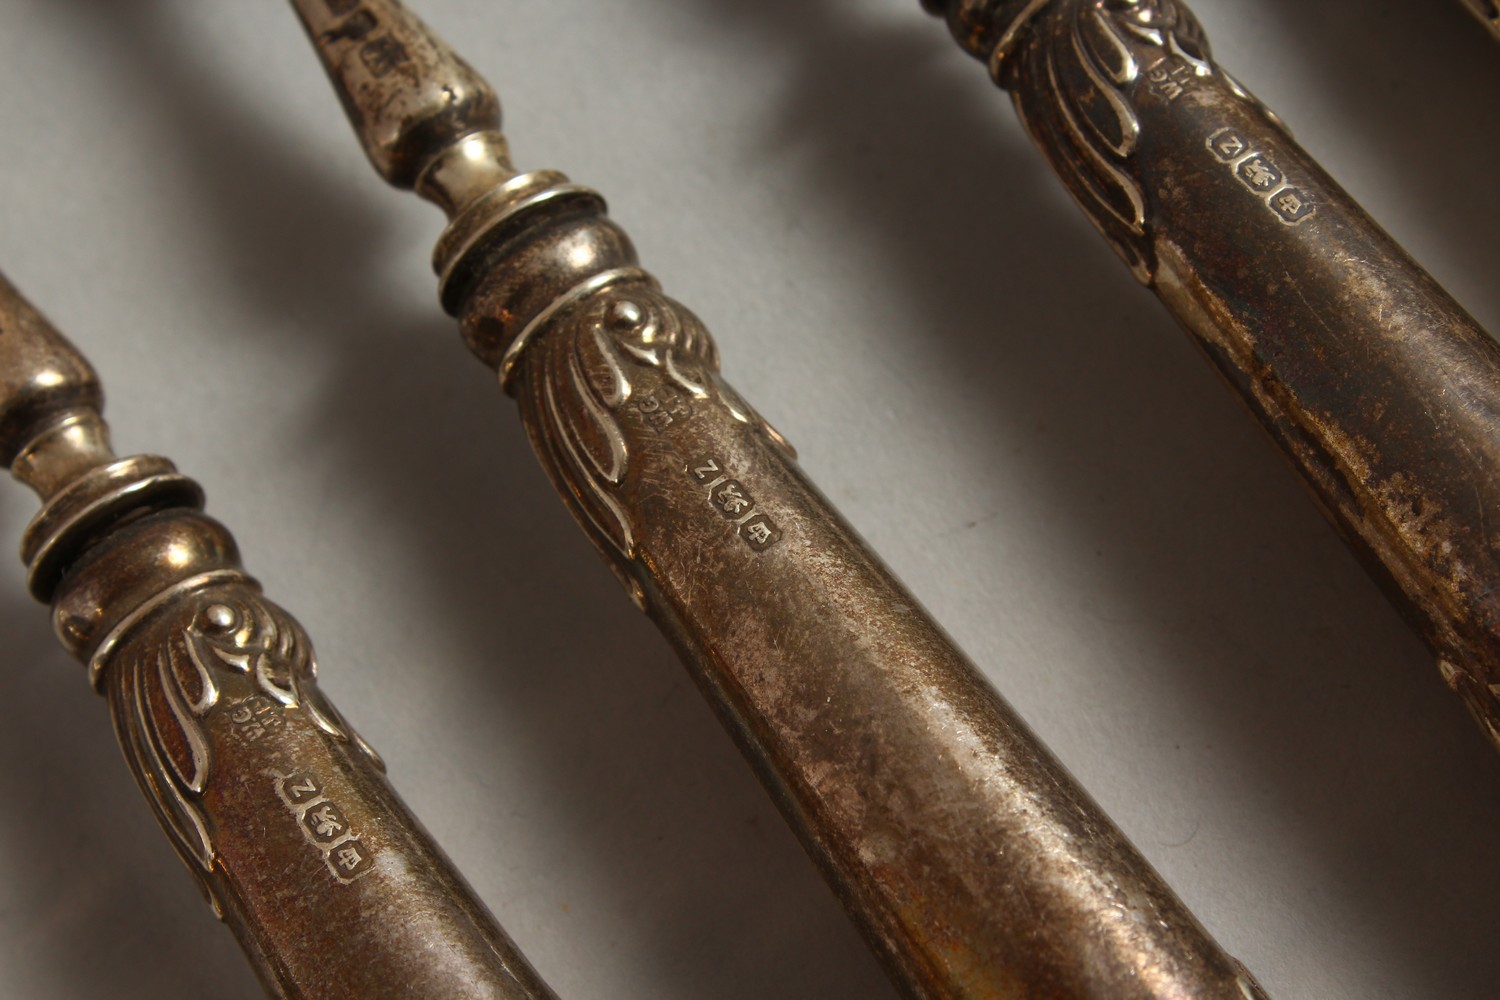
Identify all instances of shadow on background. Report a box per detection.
[2,0,1497,998]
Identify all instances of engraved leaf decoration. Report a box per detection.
[1003,0,1293,282]
[515,282,795,602]
[107,591,371,877]
[527,312,640,570]
[1008,0,1212,282]
[519,285,717,568]
[191,597,350,744]
[111,605,227,873]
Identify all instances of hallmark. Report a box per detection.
[272,770,377,884]
[303,801,352,844]
[1268,187,1315,225]
[1235,155,1282,193]
[689,457,783,552]
[1146,58,1196,102]
[1206,128,1317,227]
[329,839,375,879]
[230,695,285,743]
[1208,128,1249,162]
[282,771,323,806]
[636,388,692,433]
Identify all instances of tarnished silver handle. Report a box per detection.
[927,0,1500,748]
[0,274,557,1000]
[288,1,1270,996]
[499,271,1269,999]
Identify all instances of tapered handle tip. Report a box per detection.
[290,0,502,189]
[0,275,102,470]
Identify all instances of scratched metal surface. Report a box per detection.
[0,1,1496,998]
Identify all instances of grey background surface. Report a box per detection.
[0,1,1497,997]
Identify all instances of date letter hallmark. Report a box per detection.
[1208,127,1317,226]
[272,770,377,884]
[689,457,784,552]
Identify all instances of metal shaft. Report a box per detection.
[1463,0,1500,40]
[924,0,1500,748]
[0,273,558,999]
[287,1,1268,996]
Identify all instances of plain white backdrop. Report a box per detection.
[0,1,1497,997]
